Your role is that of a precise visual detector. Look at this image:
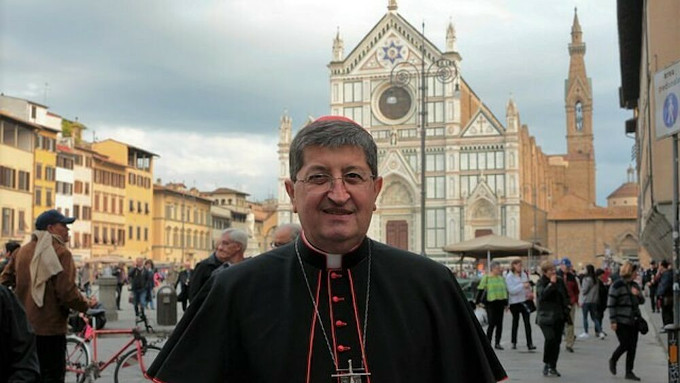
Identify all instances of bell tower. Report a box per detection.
[564,8,595,205]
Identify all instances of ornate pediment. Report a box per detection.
[471,199,496,219]
[334,13,447,76]
[461,110,503,137]
[467,179,498,222]
[378,149,418,186]
[380,178,415,206]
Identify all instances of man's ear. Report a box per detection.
[284,179,298,213]
[372,176,384,211]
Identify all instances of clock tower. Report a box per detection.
[564,8,595,205]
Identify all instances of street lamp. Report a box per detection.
[389,22,459,257]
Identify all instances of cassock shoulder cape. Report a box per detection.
[148,238,507,382]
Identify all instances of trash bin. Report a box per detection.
[156,285,177,326]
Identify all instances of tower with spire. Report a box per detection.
[563,7,595,206]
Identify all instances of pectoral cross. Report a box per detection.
[331,359,370,383]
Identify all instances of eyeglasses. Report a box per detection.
[295,172,375,193]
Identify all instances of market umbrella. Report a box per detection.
[442,234,551,271]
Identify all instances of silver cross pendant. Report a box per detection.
[331,359,370,383]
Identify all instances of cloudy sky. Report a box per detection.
[0,0,632,204]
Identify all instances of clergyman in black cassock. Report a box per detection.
[148,237,506,382]
[148,116,506,382]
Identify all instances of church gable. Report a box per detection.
[461,110,504,138]
[378,149,418,186]
[359,32,418,72]
[466,179,498,221]
[337,13,444,76]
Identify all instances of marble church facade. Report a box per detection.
[276,3,641,267]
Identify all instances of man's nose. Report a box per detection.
[327,178,351,202]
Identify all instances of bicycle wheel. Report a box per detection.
[113,345,161,383]
[65,337,89,383]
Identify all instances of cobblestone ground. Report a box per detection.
[489,303,667,382]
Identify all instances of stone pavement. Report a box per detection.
[99,287,670,382]
[493,303,668,382]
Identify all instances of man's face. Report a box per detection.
[215,232,242,263]
[135,258,143,268]
[47,222,69,243]
[285,145,383,254]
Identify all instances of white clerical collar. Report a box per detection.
[301,232,360,269]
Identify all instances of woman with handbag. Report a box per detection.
[476,261,508,350]
[536,260,570,377]
[505,259,536,350]
[608,261,644,381]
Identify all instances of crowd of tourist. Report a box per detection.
[474,256,664,380]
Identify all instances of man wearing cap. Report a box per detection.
[557,257,579,352]
[1,209,96,383]
[148,116,506,383]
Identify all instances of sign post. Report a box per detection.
[654,60,680,383]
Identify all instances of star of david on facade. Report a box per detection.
[382,41,404,64]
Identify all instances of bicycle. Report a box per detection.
[65,309,161,383]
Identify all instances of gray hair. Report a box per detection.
[289,118,378,181]
[276,223,301,238]
[222,228,248,252]
[489,261,501,270]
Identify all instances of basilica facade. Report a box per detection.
[276,2,640,267]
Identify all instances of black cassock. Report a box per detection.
[148,238,506,383]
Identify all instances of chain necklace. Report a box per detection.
[294,238,372,369]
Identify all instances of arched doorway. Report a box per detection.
[386,220,408,250]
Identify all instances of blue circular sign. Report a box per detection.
[663,92,678,128]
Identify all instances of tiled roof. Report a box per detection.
[607,182,638,199]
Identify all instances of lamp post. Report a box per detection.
[389,22,458,257]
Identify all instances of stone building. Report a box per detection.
[151,183,212,264]
[617,0,680,264]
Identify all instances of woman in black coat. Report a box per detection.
[608,261,644,381]
[535,260,570,377]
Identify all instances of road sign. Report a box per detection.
[655,60,680,140]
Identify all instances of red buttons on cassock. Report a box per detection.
[335,320,347,327]
[330,272,343,279]
[337,345,351,352]
[332,296,345,303]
